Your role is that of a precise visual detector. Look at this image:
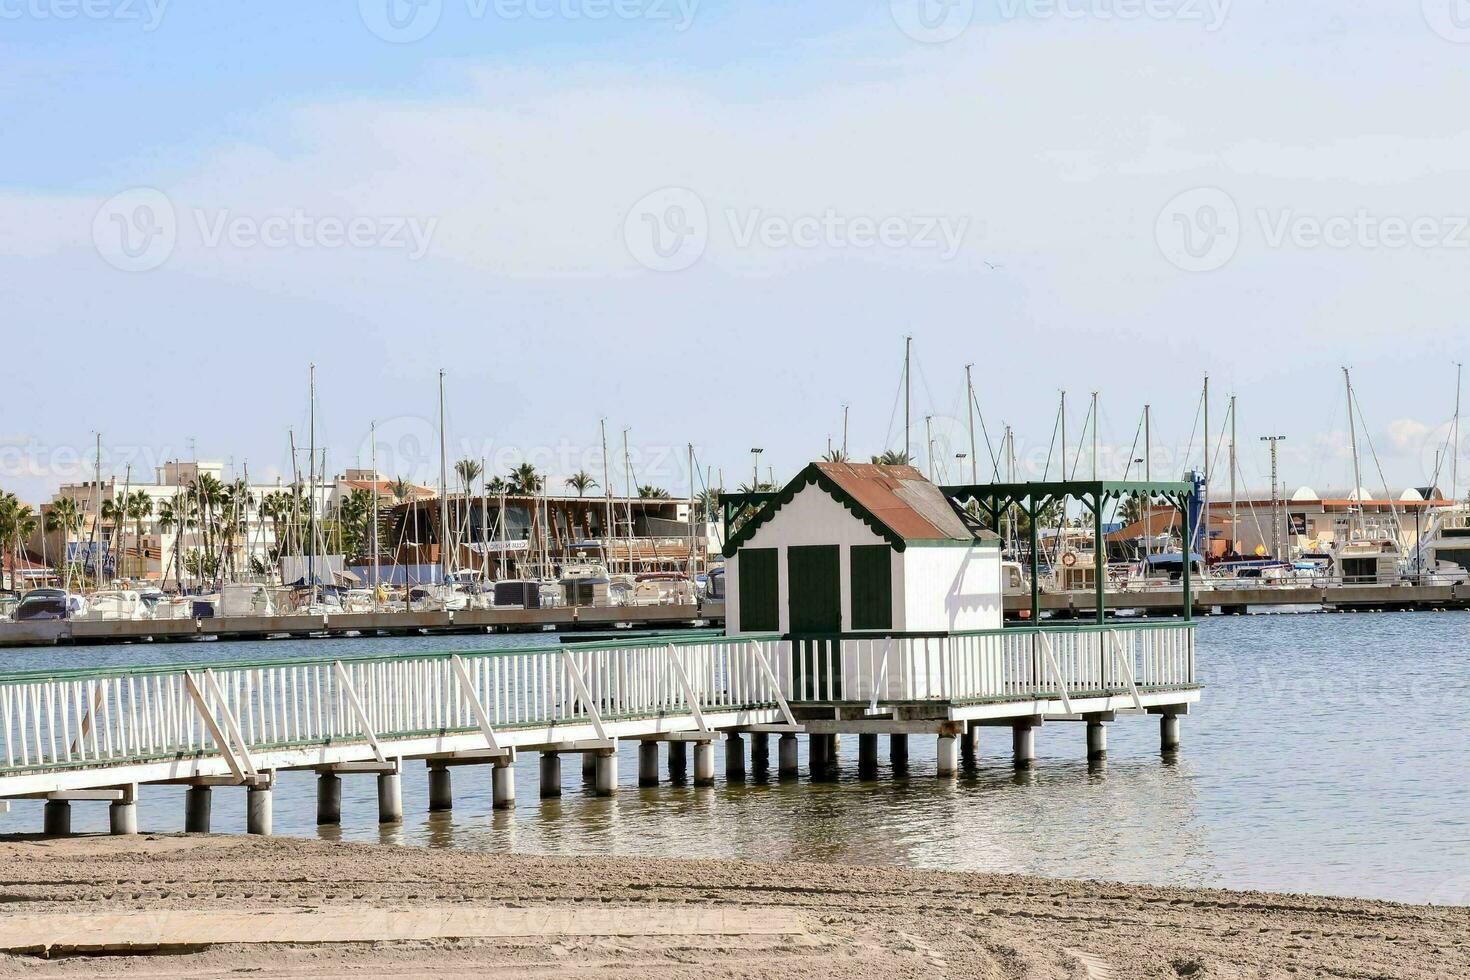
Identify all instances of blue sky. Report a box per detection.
[4,1,1470,504]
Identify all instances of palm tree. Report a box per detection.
[103,490,154,579]
[486,476,508,496]
[454,459,482,494]
[389,477,414,503]
[45,497,83,585]
[638,485,671,499]
[565,471,598,497]
[736,481,776,494]
[0,493,36,591]
[871,450,911,465]
[509,463,542,496]
[822,448,849,462]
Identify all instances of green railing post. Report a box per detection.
[1179,493,1193,621]
[1027,496,1041,624]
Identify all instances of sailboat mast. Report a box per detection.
[1059,391,1067,480]
[1201,373,1209,559]
[1344,366,1364,539]
[600,419,614,573]
[438,369,450,586]
[965,364,978,484]
[1229,394,1237,555]
[904,336,912,463]
[370,422,380,602]
[842,403,849,459]
[307,365,317,601]
[1144,403,1152,558]
[1454,363,1462,502]
[687,443,696,581]
[924,415,935,480]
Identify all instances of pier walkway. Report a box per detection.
[0,622,1196,835]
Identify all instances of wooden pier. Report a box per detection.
[0,622,1197,835]
[1005,583,1470,618]
[0,602,725,648]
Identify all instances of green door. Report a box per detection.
[787,545,841,634]
[738,548,779,632]
[788,545,842,699]
[849,544,893,631]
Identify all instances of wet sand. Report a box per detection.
[0,834,1464,978]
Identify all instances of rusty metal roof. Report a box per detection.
[811,462,974,542]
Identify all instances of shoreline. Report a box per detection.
[0,835,1464,978]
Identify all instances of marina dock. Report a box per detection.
[1006,582,1470,617]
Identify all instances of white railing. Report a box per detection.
[0,637,788,778]
[0,624,1195,780]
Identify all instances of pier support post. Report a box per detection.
[936,733,959,777]
[1087,719,1108,761]
[858,733,879,778]
[540,752,562,798]
[808,734,829,779]
[1160,713,1181,753]
[638,741,660,787]
[582,751,597,781]
[109,785,138,836]
[594,748,618,797]
[316,772,342,825]
[184,786,212,833]
[246,783,273,836]
[692,741,716,786]
[725,733,746,782]
[667,741,688,782]
[1013,721,1037,769]
[377,765,403,824]
[962,724,980,767]
[890,734,909,770]
[428,763,453,812]
[492,757,516,810]
[42,800,70,837]
[777,734,798,778]
[751,732,770,771]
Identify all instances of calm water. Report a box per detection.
[3,615,1468,905]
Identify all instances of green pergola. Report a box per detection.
[940,480,1197,624]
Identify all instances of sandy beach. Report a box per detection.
[0,835,1461,979]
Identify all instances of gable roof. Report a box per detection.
[723,461,976,556]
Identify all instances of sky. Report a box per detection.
[3,0,1470,505]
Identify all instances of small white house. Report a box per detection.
[723,462,1001,636]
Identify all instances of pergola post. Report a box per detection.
[1090,491,1105,625]
[1179,492,1193,621]
[1027,496,1041,623]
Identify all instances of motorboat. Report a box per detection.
[74,590,148,621]
[13,589,80,622]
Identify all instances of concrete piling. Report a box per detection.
[962,724,980,767]
[246,783,273,836]
[858,733,879,778]
[1161,714,1181,753]
[808,734,829,779]
[1087,720,1108,760]
[692,741,715,786]
[582,752,597,781]
[594,748,618,796]
[725,733,746,781]
[428,763,453,811]
[751,732,770,771]
[1013,722,1037,769]
[667,740,688,782]
[377,768,403,824]
[638,741,660,787]
[890,733,909,770]
[492,757,516,810]
[316,772,342,825]
[42,800,70,837]
[777,733,798,777]
[184,785,212,833]
[936,733,959,777]
[109,785,138,836]
[539,751,562,798]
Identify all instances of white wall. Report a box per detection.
[725,484,889,636]
[898,545,1002,633]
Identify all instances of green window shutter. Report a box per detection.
[738,548,779,632]
[787,545,841,635]
[850,544,893,630]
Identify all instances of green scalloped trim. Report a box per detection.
[722,464,911,558]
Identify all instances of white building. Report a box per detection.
[722,462,1001,636]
